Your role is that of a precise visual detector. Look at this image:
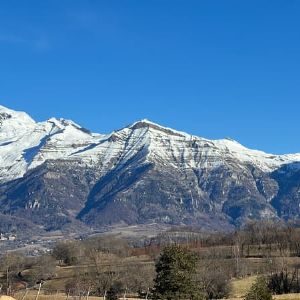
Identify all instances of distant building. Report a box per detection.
[8,235,16,241]
[0,233,16,241]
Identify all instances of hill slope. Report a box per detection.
[1,105,300,234]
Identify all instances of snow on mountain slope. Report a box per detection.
[106,119,300,172]
[0,105,104,182]
[213,138,300,171]
[0,105,36,140]
[0,106,300,184]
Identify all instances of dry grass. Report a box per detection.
[228,275,300,300]
[229,276,257,298]
[10,273,300,300]
[13,291,104,300]
[11,290,300,300]
[274,294,300,300]
[13,289,143,300]
[13,294,142,300]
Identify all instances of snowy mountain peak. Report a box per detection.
[129,119,187,137]
[0,105,300,184]
[0,105,36,142]
[0,105,35,125]
[46,117,90,132]
[0,106,102,183]
[130,119,165,129]
[0,104,18,113]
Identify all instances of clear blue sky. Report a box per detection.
[0,1,299,154]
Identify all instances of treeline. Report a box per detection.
[146,220,300,258]
[0,236,155,298]
[1,220,300,299]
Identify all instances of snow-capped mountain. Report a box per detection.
[0,105,300,234]
[1,105,299,184]
[0,105,104,183]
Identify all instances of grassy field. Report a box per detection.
[229,276,257,298]
[229,276,300,300]
[6,253,300,300]
[10,276,300,300]
[13,292,140,300]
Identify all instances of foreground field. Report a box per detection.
[11,276,300,300]
[12,293,300,300]
[3,227,300,300]
[229,276,300,300]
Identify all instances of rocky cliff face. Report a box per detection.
[0,105,300,234]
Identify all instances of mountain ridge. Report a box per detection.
[1,105,300,184]
[0,105,300,235]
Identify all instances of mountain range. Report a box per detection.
[0,105,300,236]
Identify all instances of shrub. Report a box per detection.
[268,270,300,294]
[245,277,272,300]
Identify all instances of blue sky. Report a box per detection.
[0,1,300,154]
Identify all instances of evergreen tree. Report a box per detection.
[152,244,203,300]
